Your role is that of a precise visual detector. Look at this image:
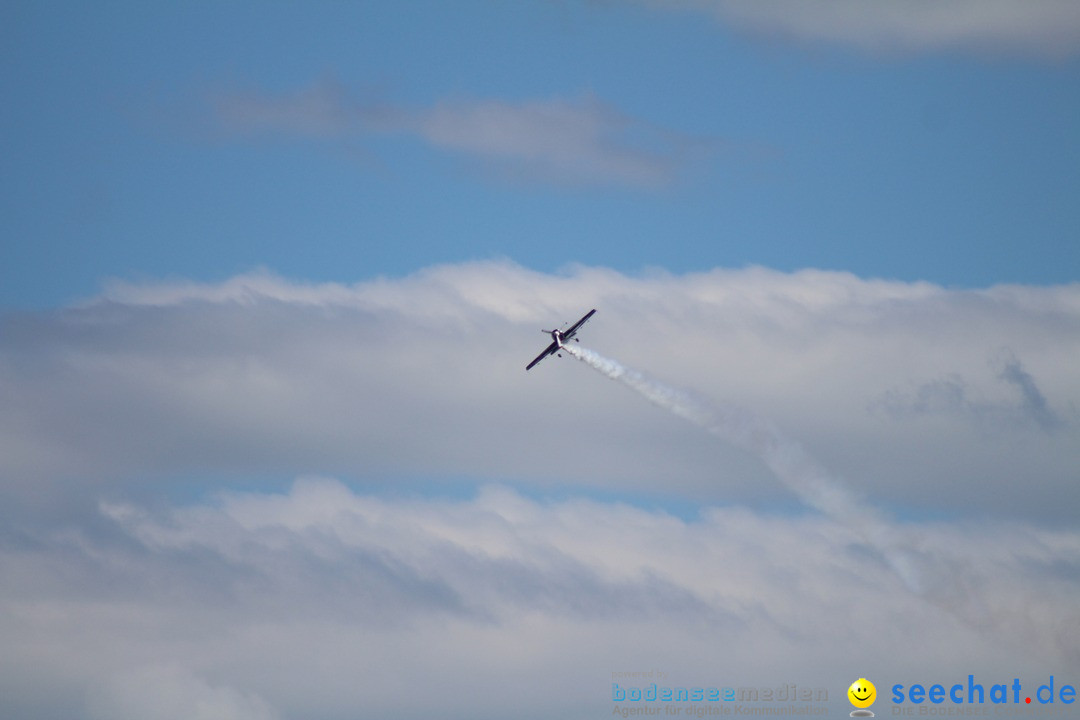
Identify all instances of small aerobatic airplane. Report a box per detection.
[526,309,596,371]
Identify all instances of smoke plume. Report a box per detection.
[565,345,926,594]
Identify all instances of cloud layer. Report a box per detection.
[215,83,686,187]
[3,479,1078,718]
[2,262,1076,518]
[2,262,1078,717]
[658,0,1080,57]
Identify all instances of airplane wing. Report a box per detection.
[526,341,559,371]
[561,309,596,341]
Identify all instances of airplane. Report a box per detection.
[526,309,596,371]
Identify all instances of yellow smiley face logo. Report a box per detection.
[848,678,876,708]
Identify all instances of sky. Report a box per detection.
[2,2,1079,719]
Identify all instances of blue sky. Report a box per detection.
[2,4,1080,719]
[4,1,1079,309]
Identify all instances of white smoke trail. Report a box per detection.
[566,346,868,520]
[565,345,924,593]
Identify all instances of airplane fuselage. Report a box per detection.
[525,309,596,371]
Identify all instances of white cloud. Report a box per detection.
[652,0,1080,57]
[2,263,1076,519]
[2,263,1078,716]
[416,95,677,187]
[212,83,687,187]
[874,350,1067,433]
[0,480,1077,718]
